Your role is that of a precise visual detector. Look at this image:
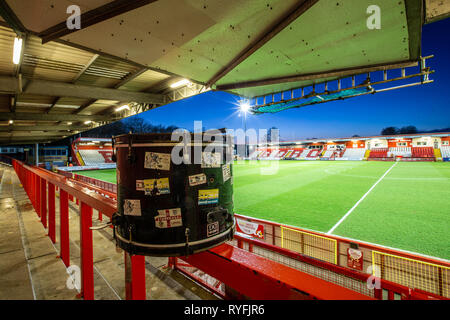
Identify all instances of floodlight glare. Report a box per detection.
[9,120,13,124]
[170,79,191,88]
[240,102,251,113]
[84,121,92,125]
[13,38,23,65]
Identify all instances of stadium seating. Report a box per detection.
[275,150,288,159]
[286,149,304,159]
[306,149,321,159]
[298,149,310,159]
[369,148,389,158]
[389,147,412,157]
[341,148,366,160]
[412,147,434,158]
[79,149,111,166]
[322,150,334,158]
[99,151,113,163]
[440,146,450,158]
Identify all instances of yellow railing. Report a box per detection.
[76,151,85,166]
[372,250,450,298]
[434,149,442,161]
[281,226,338,264]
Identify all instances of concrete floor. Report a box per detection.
[0,164,218,300]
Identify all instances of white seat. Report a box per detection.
[342,148,365,160]
[440,146,450,158]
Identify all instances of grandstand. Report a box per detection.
[247,132,450,162]
[71,138,114,166]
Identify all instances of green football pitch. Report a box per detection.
[75,161,450,260]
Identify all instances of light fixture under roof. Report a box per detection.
[170,79,191,89]
[84,121,92,125]
[9,120,13,124]
[115,105,130,112]
[13,37,23,65]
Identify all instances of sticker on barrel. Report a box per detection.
[144,152,171,171]
[123,199,141,216]
[222,164,231,182]
[201,152,221,168]
[136,180,145,191]
[189,173,207,186]
[143,177,170,195]
[154,208,183,229]
[198,189,219,205]
[207,221,219,237]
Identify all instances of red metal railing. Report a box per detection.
[67,173,450,300]
[73,174,117,194]
[9,158,146,300]
[3,156,448,300]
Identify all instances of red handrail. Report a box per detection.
[3,155,448,300]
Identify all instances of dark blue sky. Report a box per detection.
[140,18,450,141]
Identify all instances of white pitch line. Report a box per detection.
[327,161,399,234]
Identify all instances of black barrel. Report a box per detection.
[112,132,235,256]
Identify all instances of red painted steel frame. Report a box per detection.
[9,160,147,300]
[182,244,373,300]
[36,175,41,218]
[40,178,47,228]
[48,183,56,243]
[235,214,450,269]
[125,253,146,300]
[59,190,70,267]
[7,157,449,301]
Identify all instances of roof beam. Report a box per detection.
[0,112,111,122]
[47,54,100,113]
[216,60,419,92]
[0,136,66,142]
[39,0,158,44]
[73,67,150,114]
[0,125,88,132]
[0,0,27,36]
[0,76,165,104]
[206,0,319,87]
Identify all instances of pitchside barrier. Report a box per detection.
[234,214,449,299]
[51,168,450,300]
[3,156,377,300]
[55,169,450,300]
[5,155,448,300]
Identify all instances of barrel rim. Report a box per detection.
[115,221,235,249]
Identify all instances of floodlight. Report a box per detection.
[240,101,251,113]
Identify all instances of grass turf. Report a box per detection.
[74,161,450,260]
[73,169,117,184]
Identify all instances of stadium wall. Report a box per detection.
[388,138,412,148]
[345,140,366,148]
